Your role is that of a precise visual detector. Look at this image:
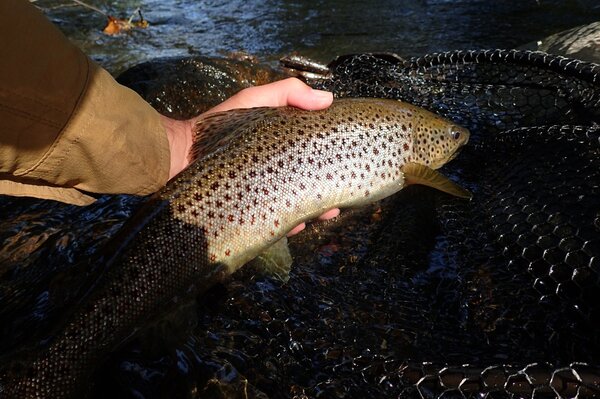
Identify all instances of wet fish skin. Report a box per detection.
[185,98,469,272]
[0,98,468,398]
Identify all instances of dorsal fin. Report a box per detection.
[401,162,472,199]
[189,107,280,162]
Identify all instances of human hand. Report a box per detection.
[160,78,339,236]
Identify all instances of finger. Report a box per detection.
[206,78,332,114]
[277,78,333,110]
[287,208,340,237]
[239,78,333,110]
[287,222,306,237]
[317,208,340,221]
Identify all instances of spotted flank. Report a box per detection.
[169,98,470,272]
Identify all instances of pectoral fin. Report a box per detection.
[401,162,472,199]
[247,237,293,283]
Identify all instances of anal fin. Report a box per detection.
[246,237,293,283]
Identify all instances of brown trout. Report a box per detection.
[0,98,469,398]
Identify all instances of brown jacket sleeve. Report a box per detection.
[0,0,170,206]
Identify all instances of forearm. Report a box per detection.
[0,0,169,205]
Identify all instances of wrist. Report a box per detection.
[160,115,194,180]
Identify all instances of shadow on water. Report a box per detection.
[0,195,146,359]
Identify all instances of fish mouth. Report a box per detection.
[437,144,467,168]
[429,145,467,170]
[447,146,464,162]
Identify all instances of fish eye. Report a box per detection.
[451,130,461,140]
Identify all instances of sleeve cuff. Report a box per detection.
[0,179,96,206]
[19,61,170,198]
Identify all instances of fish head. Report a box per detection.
[410,115,470,170]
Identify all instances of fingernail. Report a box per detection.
[312,89,333,101]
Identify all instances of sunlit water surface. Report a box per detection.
[40,0,600,73]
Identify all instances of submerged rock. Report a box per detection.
[117,55,288,119]
[522,21,600,63]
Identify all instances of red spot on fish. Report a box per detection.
[209,253,217,262]
[274,219,280,227]
[403,143,409,151]
[227,215,234,222]
[225,249,231,256]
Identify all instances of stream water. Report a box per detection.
[40,0,600,73]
